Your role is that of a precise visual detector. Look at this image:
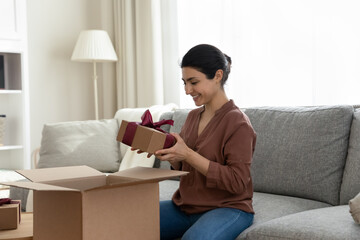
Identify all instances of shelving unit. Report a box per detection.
[0,0,30,170]
[0,52,28,170]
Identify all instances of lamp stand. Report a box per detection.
[92,61,99,120]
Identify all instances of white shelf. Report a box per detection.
[0,0,29,170]
[0,90,22,94]
[0,145,23,150]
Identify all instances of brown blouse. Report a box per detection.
[172,100,256,214]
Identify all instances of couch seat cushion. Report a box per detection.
[237,192,331,239]
[245,205,360,240]
[159,180,179,201]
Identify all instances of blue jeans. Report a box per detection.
[160,200,254,240]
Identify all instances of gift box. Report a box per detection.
[117,110,176,154]
[0,198,21,230]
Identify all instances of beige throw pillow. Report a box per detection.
[38,119,120,172]
[349,192,360,224]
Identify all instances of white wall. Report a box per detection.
[27,0,117,165]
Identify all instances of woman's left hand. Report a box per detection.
[154,133,191,163]
[157,133,210,176]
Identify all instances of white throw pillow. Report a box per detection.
[38,119,120,172]
[119,149,155,171]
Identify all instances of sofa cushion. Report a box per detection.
[245,105,353,205]
[9,183,29,212]
[154,109,191,170]
[38,119,120,172]
[169,109,191,133]
[245,205,360,240]
[159,179,180,201]
[158,111,174,133]
[340,108,360,204]
[237,192,331,239]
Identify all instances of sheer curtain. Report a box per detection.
[113,0,180,108]
[177,0,360,108]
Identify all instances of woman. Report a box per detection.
[154,44,256,240]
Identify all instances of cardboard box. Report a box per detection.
[0,200,20,230]
[1,166,187,240]
[117,120,175,154]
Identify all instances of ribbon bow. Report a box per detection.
[140,110,174,132]
[121,109,175,149]
[0,198,11,206]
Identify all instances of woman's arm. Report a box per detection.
[155,133,210,176]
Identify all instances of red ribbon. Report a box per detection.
[122,110,175,149]
[0,198,11,206]
[140,110,174,133]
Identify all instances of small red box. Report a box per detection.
[0,200,21,230]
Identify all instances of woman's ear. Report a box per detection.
[215,69,223,84]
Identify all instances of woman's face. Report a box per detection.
[182,67,222,106]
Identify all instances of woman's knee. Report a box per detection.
[182,208,253,240]
[160,200,190,240]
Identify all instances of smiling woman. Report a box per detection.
[180,44,231,108]
[156,44,256,240]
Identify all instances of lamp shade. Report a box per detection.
[71,30,118,62]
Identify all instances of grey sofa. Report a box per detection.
[10,105,360,239]
[156,105,360,240]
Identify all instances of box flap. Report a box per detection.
[0,181,79,192]
[16,165,104,183]
[110,167,188,182]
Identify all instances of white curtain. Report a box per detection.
[113,0,181,109]
[177,0,360,108]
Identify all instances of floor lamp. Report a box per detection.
[71,30,118,120]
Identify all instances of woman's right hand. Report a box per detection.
[131,148,153,158]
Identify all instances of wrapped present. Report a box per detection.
[117,110,176,154]
[0,198,21,230]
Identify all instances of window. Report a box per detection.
[177,0,360,108]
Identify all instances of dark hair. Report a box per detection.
[181,44,232,87]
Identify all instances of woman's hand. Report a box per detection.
[156,133,210,176]
[154,133,191,164]
[130,148,153,158]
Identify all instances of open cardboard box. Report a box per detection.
[1,166,187,240]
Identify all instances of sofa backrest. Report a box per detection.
[244,105,353,205]
[157,105,355,206]
[158,109,192,134]
[340,108,360,204]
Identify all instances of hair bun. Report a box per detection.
[224,54,232,66]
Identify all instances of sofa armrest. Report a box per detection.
[32,147,40,169]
